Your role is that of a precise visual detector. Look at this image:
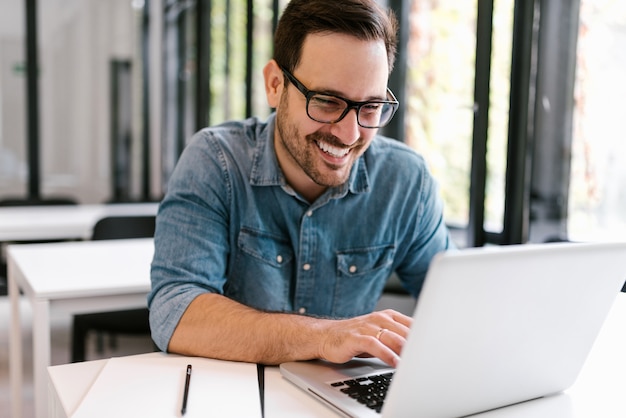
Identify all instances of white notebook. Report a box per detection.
[71,353,262,417]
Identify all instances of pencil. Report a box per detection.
[181,364,192,415]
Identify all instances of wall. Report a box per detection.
[0,0,141,203]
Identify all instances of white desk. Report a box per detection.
[46,353,336,418]
[47,293,626,417]
[0,202,159,241]
[8,238,154,418]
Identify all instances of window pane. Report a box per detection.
[569,2,626,241]
[406,0,515,241]
[0,7,27,196]
[485,0,514,232]
[405,0,477,229]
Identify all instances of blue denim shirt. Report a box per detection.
[148,114,454,351]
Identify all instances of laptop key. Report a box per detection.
[332,372,393,412]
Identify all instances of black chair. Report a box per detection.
[0,197,77,296]
[70,215,156,362]
[0,197,77,207]
[90,215,156,241]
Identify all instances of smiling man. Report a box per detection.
[148,0,454,367]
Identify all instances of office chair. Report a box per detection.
[70,215,156,362]
[0,197,77,296]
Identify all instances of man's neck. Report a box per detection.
[287,175,326,203]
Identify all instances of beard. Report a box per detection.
[275,94,366,188]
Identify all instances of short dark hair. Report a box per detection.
[273,0,398,74]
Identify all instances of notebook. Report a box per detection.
[70,353,262,417]
[280,241,626,417]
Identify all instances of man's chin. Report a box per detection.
[310,172,351,188]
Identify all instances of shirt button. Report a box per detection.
[276,255,283,263]
[349,265,357,273]
[303,263,311,271]
[306,210,313,217]
[298,307,306,314]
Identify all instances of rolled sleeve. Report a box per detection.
[148,130,233,351]
[148,281,206,351]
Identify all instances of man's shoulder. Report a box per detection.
[367,136,426,166]
[193,116,271,146]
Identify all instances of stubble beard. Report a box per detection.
[275,109,357,189]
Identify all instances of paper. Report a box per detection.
[71,353,262,417]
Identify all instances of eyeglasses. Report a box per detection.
[280,67,399,129]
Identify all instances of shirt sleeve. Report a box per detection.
[147,130,232,352]
[394,158,456,298]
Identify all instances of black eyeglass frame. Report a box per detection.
[280,67,399,129]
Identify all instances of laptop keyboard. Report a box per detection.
[329,371,394,413]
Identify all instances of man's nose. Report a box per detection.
[330,108,361,146]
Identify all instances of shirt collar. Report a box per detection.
[249,113,370,196]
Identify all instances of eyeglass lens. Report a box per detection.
[307,94,395,128]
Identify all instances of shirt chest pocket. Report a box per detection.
[337,245,395,277]
[333,245,396,317]
[228,228,295,311]
[237,228,295,268]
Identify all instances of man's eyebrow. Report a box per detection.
[315,87,388,102]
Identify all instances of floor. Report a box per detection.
[0,295,156,418]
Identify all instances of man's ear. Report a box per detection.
[263,60,284,108]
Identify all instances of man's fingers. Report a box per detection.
[375,327,406,356]
[318,309,412,367]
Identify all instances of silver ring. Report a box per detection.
[375,328,388,341]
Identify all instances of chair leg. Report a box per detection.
[96,332,105,354]
[71,317,87,363]
[109,333,118,350]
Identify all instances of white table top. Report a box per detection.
[0,202,159,241]
[47,293,626,417]
[8,238,154,299]
[9,237,156,418]
[47,354,334,418]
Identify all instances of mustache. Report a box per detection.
[306,132,360,149]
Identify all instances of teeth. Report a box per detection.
[316,141,349,158]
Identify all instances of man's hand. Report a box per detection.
[317,309,412,367]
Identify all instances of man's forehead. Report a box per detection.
[296,33,389,98]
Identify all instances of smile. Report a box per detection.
[315,140,350,158]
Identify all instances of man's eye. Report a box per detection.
[361,103,383,114]
[310,95,344,110]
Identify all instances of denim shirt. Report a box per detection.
[148,114,453,351]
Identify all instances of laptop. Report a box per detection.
[280,242,626,417]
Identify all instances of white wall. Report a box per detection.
[0,0,144,203]
[0,0,26,195]
[0,37,27,194]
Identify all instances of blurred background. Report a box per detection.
[1,0,625,248]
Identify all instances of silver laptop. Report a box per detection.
[280,242,626,417]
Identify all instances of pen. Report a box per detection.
[181,364,192,415]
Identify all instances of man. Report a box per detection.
[148,0,454,368]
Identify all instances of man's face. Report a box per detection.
[270,32,390,199]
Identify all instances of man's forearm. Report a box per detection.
[168,292,412,366]
[167,293,326,364]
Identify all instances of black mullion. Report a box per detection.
[245,0,254,118]
[25,0,41,200]
[468,0,495,247]
[501,0,538,245]
[141,0,152,200]
[196,0,212,129]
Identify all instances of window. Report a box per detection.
[405,0,515,247]
[569,1,626,241]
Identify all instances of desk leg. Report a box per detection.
[32,299,52,418]
[8,262,23,418]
